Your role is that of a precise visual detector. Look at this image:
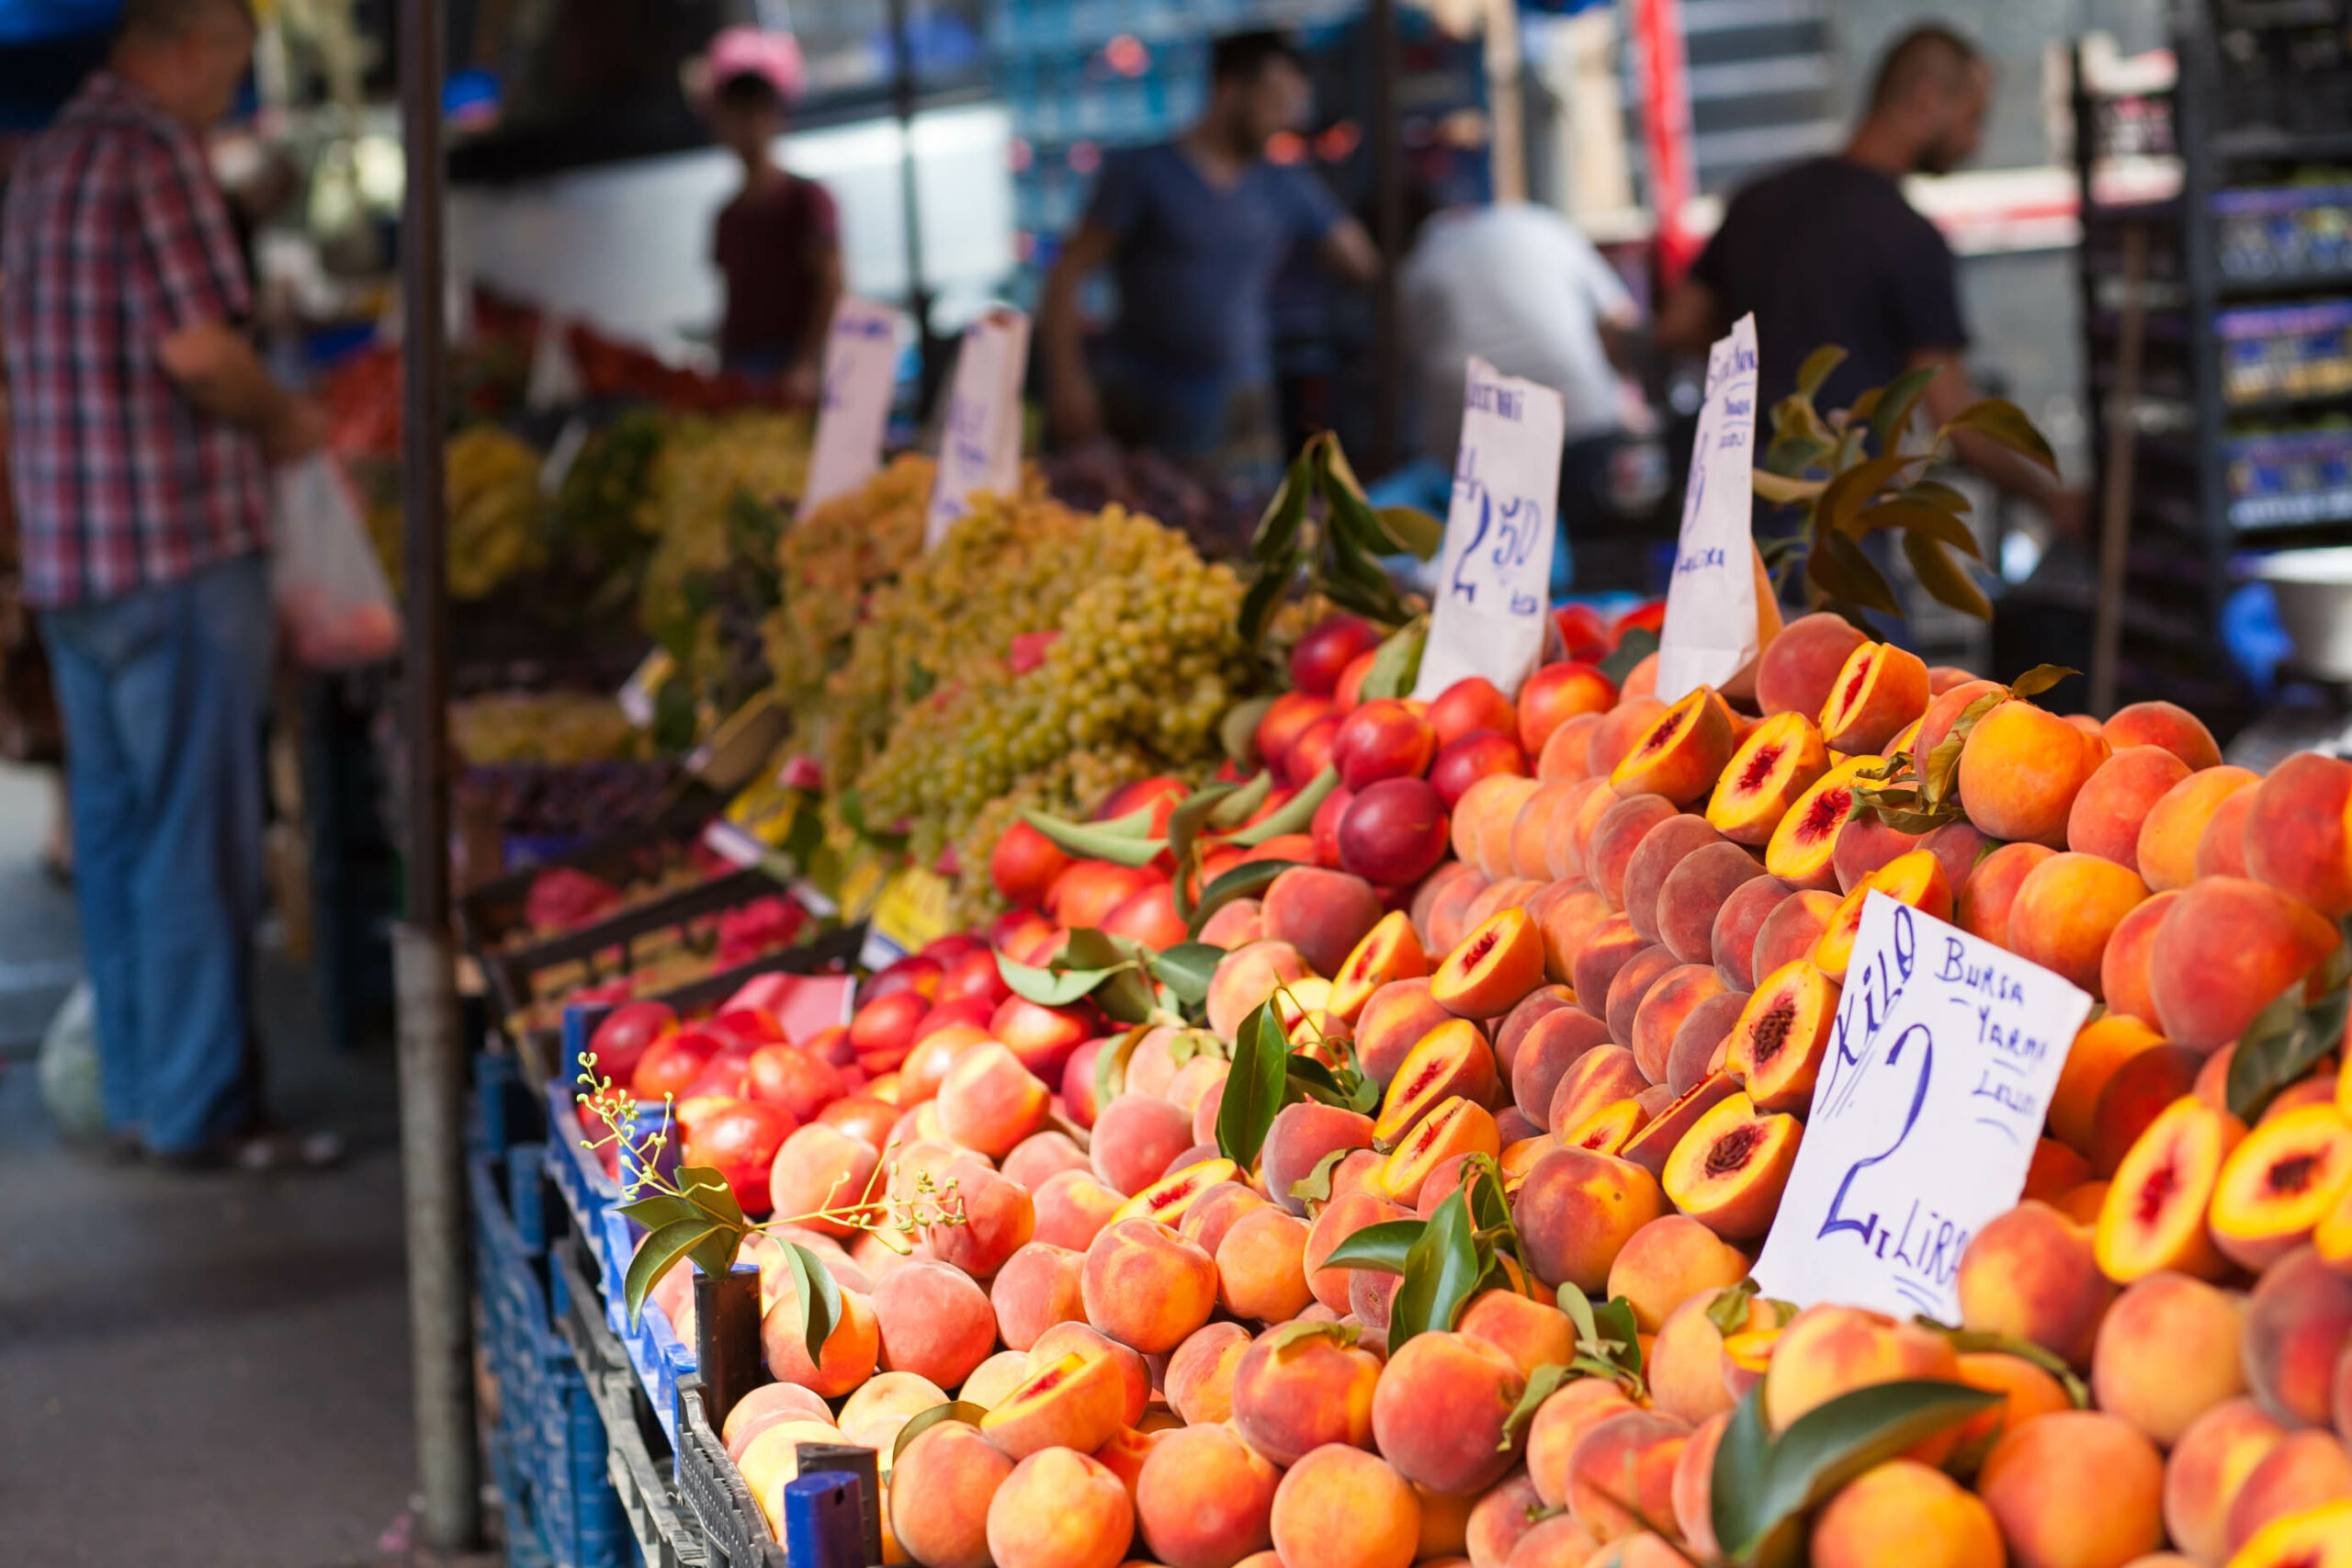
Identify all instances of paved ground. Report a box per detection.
[0,763,493,1567]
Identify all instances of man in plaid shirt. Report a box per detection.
[3,0,329,1166]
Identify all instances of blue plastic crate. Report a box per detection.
[472,1144,633,1568]
[598,1200,700,1447]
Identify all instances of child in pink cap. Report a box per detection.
[701,28,840,393]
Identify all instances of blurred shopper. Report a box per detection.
[3,0,330,1168]
[1657,25,2084,534]
[704,28,842,396]
[1401,197,1649,592]
[1042,30,1381,491]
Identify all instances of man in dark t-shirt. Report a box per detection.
[1658,26,2083,534]
[708,68,842,392]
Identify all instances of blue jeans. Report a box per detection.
[40,553,273,1154]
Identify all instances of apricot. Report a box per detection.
[1511,1006,1613,1127]
[2008,852,2150,998]
[1513,1146,1665,1292]
[2225,1432,2352,1556]
[1764,1303,1962,1432]
[1661,1091,1801,1242]
[1133,1422,1280,1568]
[1306,1190,1415,1313]
[1270,1445,1420,1568]
[986,1448,1134,1568]
[1091,1095,1197,1198]
[2092,1271,2248,1447]
[1547,1044,1652,1139]
[1813,1459,2003,1568]
[1957,1200,2113,1369]
[2149,878,2341,1053]
[1604,944,1681,1048]
[1959,700,2106,850]
[2165,1397,2289,1563]
[1758,613,1872,718]
[1357,977,1454,1089]
[2209,1105,2352,1271]
[1371,1330,1525,1495]
[891,1418,1016,1568]
[2243,751,2352,919]
[1033,1168,1125,1252]
[1431,907,1547,1021]
[2071,746,2195,869]
[1764,756,1881,890]
[1707,710,1832,846]
[1374,1018,1500,1143]
[2243,1246,2352,1429]
[1820,641,1931,754]
[1611,686,1737,807]
[2097,1097,2246,1282]
[1621,815,1733,945]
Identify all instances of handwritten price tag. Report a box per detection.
[1752,891,2094,1321]
[1412,356,1566,701]
[803,298,908,509]
[1656,314,1761,705]
[926,308,1031,547]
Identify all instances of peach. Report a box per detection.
[1604,944,1680,1048]
[1199,897,1268,949]
[870,1258,995,1389]
[1431,907,1547,1021]
[1650,1287,1772,1427]
[1002,1130,1091,1192]
[2008,852,2150,998]
[1233,1323,1384,1464]
[1708,710,1832,847]
[1747,886,1841,987]
[1606,1213,1751,1334]
[1306,1190,1415,1313]
[2243,1245,2352,1429]
[2051,1014,2167,1155]
[1217,1206,1314,1322]
[2210,1105,2352,1271]
[2099,891,2178,1029]
[762,1284,879,1398]
[1208,940,1317,1043]
[770,1122,885,1235]
[1164,1320,1250,1425]
[2243,751,2352,918]
[2149,878,2341,1053]
[891,1418,1016,1568]
[1356,977,1453,1089]
[937,1041,1053,1158]
[1710,874,1796,991]
[1521,660,1621,755]
[722,1382,835,1456]
[1820,641,1930,754]
[1264,866,1387,979]
[1270,1444,1420,1568]
[1563,1409,1689,1544]
[1377,1097,1502,1207]
[2165,1397,2289,1562]
[1959,701,2105,849]
[1526,1378,1641,1507]
[1764,757,1881,890]
[1262,1100,1378,1215]
[1458,774,1543,882]
[1493,984,1578,1078]
[1611,686,1737,807]
[1957,1200,2113,1368]
[1546,1044,1652,1139]
[2070,747,2194,868]
[2196,788,2256,880]
[2094,1047,2211,1179]
[1620,816,1731,946]
[1628,964,1728,1085]
[1979,1411,2164,1568]
[1459,1287,1577,1378]
[1511,1006,1613,1127]
[1374,1018,1500,1143]
[1134,1422,1281,1568]
[1568,914,1648,1024]
[1813,1460,2004,1568]
[929,1157,1036,1280]
[1170,1175,1264,1254]
[2097,1097,2245,1281]
[1506,1516,1602,1568]
[2092,1271,2248,1446]
[1758,613,1873,718]
[1586,794,1681,911]
[1371,1330,1525,1495]
[1666,991,1750,1099]
[1764,1303,1962,1433]
[1091,1095,1196,1198]
[1555,777,1629,885]
[1661,1091,1802,1242]
[1028,1320,1148,1426]
[986,1448,1134,1568]
[1588,697,1670,781]
[1081,1219,1216,1355]
[1949,1350,2071,1469]
[1512,1146,1666,1292]
[1466,1471,1547,1568]
[2137,767,2260,894]
[2225,1432,2352,1556]
[1034,1168,1125,1252]
[1954,840,2055,949]
[2101,700,2221,770]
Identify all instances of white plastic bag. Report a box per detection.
[271,451,400,667]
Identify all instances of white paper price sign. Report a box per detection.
[1412,356,1566,701]
[926,308,1031,547]
[1656,314,1761,705]
[1752,890,2094,1321]
[803,298,908,509]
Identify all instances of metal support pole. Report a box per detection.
[888,0,940,403]
[1368,0,1404,469]
[398,0,479,1548]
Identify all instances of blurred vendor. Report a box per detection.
[1656,25,2084,535]
[1041,30,1381,490]
[703,28,842,395]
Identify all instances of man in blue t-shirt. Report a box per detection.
[1040,30,1380,489]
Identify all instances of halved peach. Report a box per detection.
[1114,1157,1242,1227]
[1725,960,1841,1115]
[2095,1095,2246,1283]
[1430,906,1546,1021]
[1809,849,1953,982]
[1662,1092,1803,1241]
[1764,756,1883,891]
[1377,1095,1502,1204]
[1818,642,1931,754]
[1705,711,1831,846]
[979,1348,1128,1459]
[2207,1104,2352,1271]
[1611,686,1737,807]
[1548,1044,1652,1138]
[1619,1071,1741,1178]
[1328,910,1430,1024]
[1374,1017,1500,1144]
[1565,1096,1651,1156]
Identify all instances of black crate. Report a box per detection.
[456,781,731,962]
[674,1378,789,1568]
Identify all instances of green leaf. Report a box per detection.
[1807,528,1900,616]
[1317,569,1414,629]
[1388,1186,1486,1348]
[1498,1361,1574,1452]
[1589,1297,1645,1377]
[2007,664,2079,701]
[1208,772,1275,830]
[1262,1317,1363,1359]
[1869,365,1943,455]
[1228,767,1339,847]
[1900,479,1973,513]
[1598,626,1659,689]
[890,1401,989,1466]
[1849,499,1984,559]
[1904,531,1993,621]
[997,950,1125,1008]
[1283,1054,1359,1110]
[1216,1000,1293,1168]
[1320,1217,1430,1275]
[1730,1381,2003,1565]
[1221,696,1274,769]
[1710,1387,1776,1568]
[1240,551,1299,653]
[1927,1323,2093,1409]
[617,1194,698,1232]
[1252,447,1316,564]
[1015,807,1165,868]
[1093,1023,1150,1111]
[780,1241,844,1370]
[1359,617,1429,703]
[1796,344,1848,400]
[1555,1280,1601,1348]
[1705,1280,1763,1337]
[1374,505,1446,560]
[677,1166,747,1231]
[625,1219,721,1326]
[2227,984,2350,1122]
[1751,469,1827,506]
[1148,942,1223,1009]
[1289,1146,1352,1208]
[1939,398,2058,474]
[1817,453,1926,540]
[1165,783,1238,903]
[1186,858,1306,938]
